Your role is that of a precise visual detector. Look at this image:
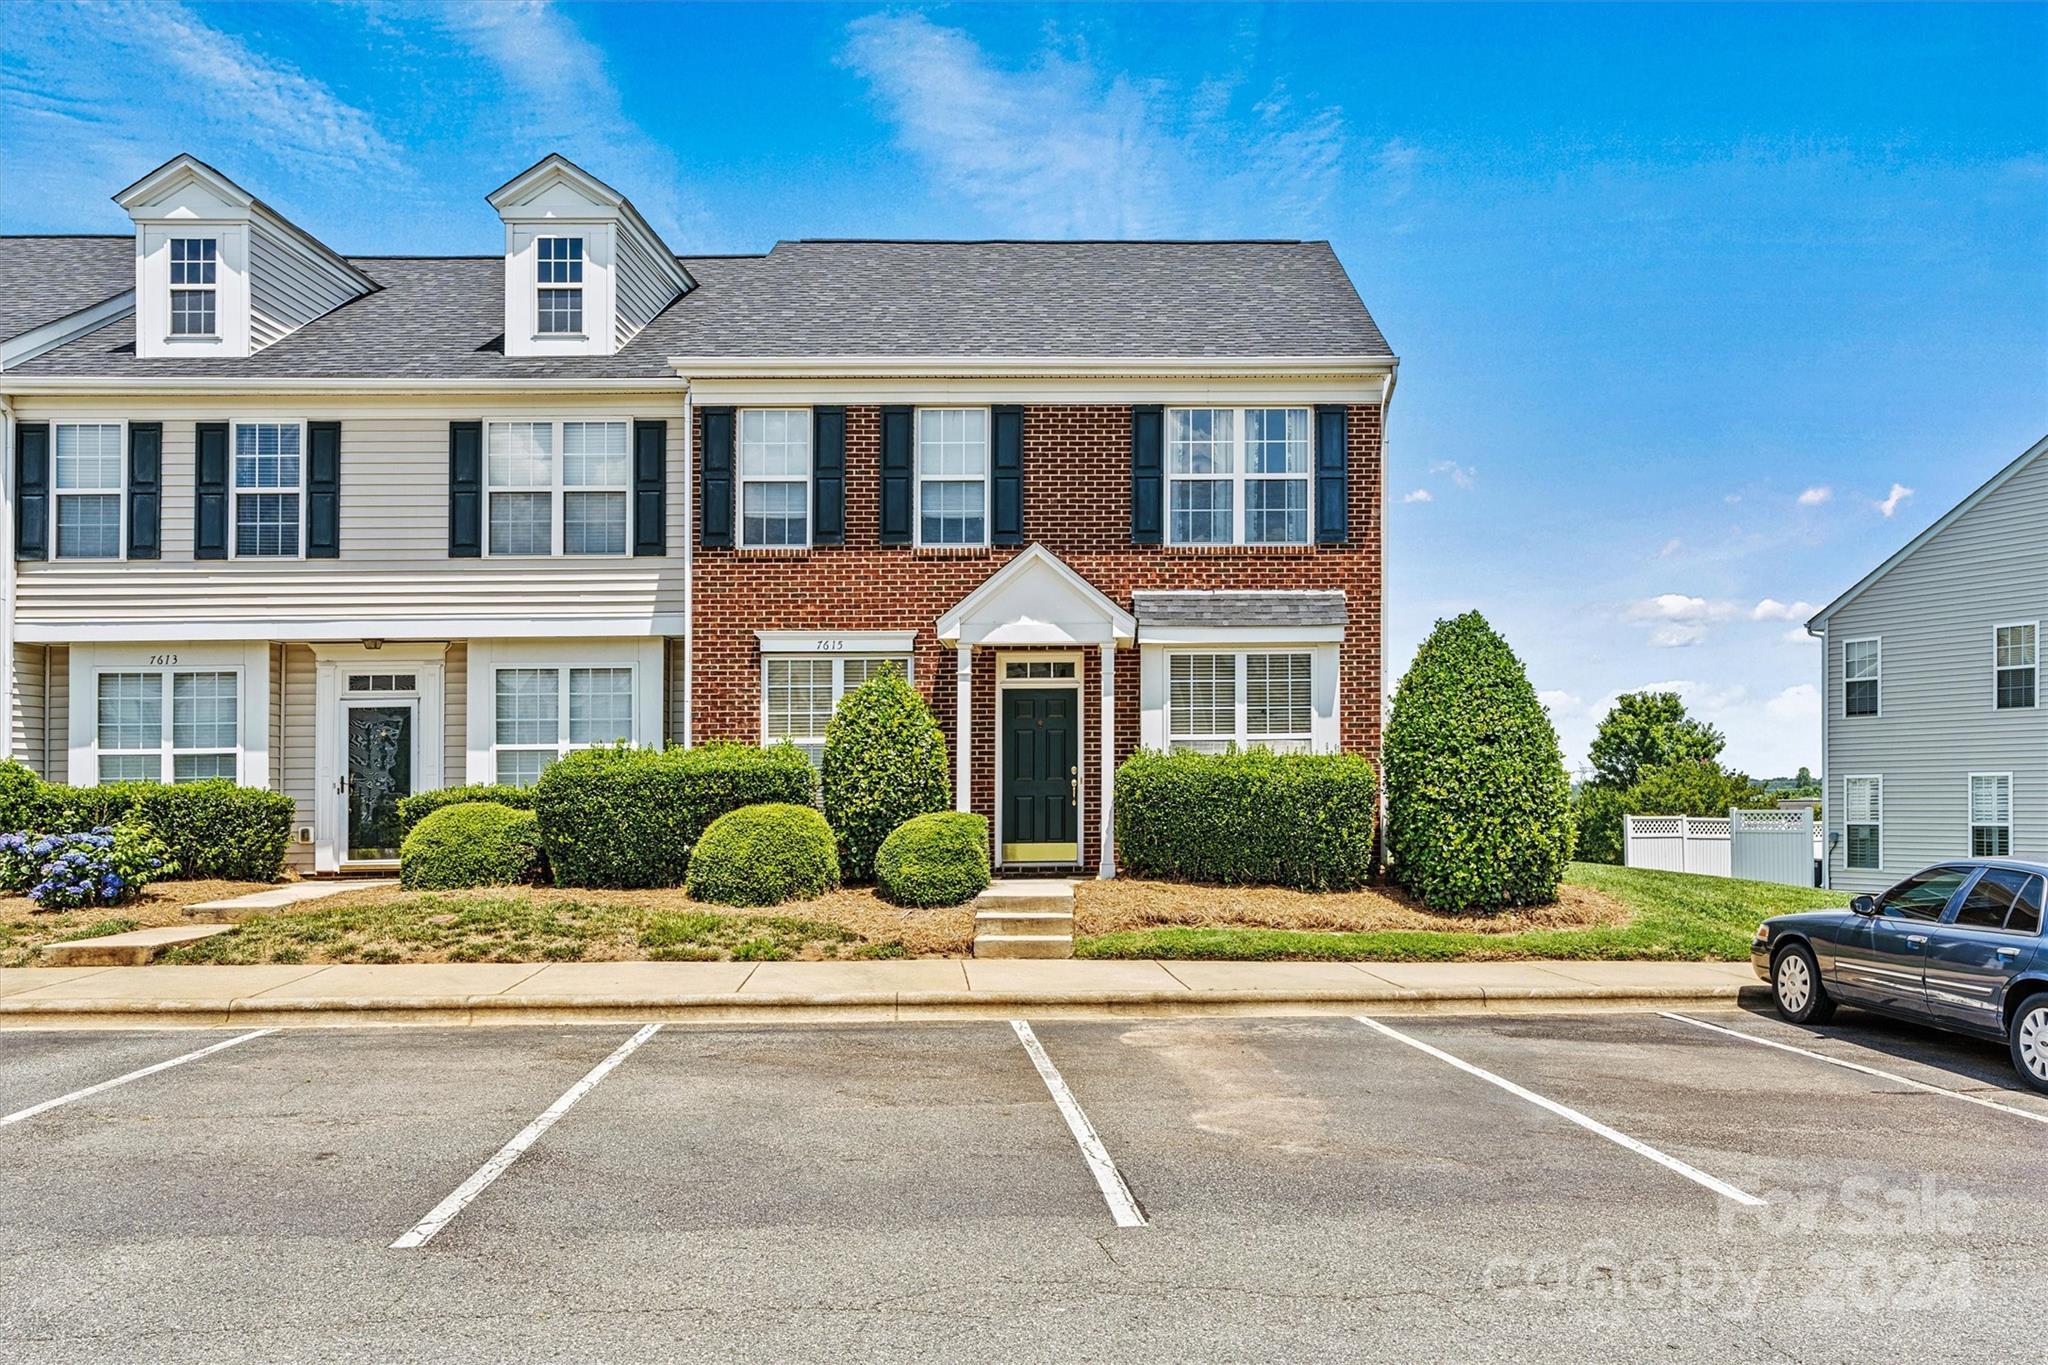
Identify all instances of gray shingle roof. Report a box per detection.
[4,237,1392,379]
[1131,590,1348,628]
[0,237,133,344]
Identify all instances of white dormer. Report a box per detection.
[488,155,691,358]
[114,154,373,360]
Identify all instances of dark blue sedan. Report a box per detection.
[1752,859,2048,1091]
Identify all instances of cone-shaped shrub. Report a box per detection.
[822,669,951,882]
[1384,611,1572,910]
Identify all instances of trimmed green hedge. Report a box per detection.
[685,802,841,907]
[396,784,535,840]
[532,743,816,889]
[0,761,294,881]
[1113,749,1378,890]
[400,802,546,890]
[875,811,991,907]
[822,670,950,882]
[1384,611,1573,911]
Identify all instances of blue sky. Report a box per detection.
[4,2,2044,776]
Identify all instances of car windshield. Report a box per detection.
[1878,867,1971,921]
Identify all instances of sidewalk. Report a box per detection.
[0,958,1768,1029]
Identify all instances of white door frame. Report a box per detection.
[337,694,420,866]
[992,650,1086,869]
[312,643,446,873]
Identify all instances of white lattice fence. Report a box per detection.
[1624,808,1814,886]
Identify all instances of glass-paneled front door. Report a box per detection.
[345,702,415,862]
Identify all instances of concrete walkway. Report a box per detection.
[182,878,398,922]
[0,958,1766,1029]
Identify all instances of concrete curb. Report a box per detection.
[0,982,1773,1030]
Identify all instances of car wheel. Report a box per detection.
[2007,993,2048,1094]
[1772,943,1835,1024]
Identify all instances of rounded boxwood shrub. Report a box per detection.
[685,802,840,907]
[822,670,950,883]
[400,802,546,890]
[1384,611,1573,911]
[532,742,816,889]
[397,783,535,840]
[875,811,991,907]
[1114,749,1377,890]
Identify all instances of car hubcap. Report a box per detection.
[2019,1008,2048,1082]
[1776,954,1811,1013]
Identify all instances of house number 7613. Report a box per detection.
[146,654,179,666]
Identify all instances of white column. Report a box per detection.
[1098,642,1116,879]
[954,644,972,813]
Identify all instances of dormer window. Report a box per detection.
[536,236,584,335]
[168,237,217,336]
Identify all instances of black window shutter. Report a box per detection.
[448,421,482,558]
[1130,404,1163,544]
[812,406,845,546]
[194,421,230,560]
[306,420,341,559]
[879,405,913,545]
[1314,404,1349,545]
[127,423,162,560]
[699,407,734,549]
[14,423,48,561]
[991,404,1024,545]
[632,419,666,556]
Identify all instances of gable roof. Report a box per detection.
[487,153,692,297]
[1807,432,2048,631]
[0,237,1392,381]
[114,153,376,296]
[0,237,132,344]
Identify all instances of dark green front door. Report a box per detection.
[346,704,413,861]
[1002,688,1078,863]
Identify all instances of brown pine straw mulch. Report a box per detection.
[1073,878,1629,936]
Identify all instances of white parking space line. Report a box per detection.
[1010,1021,1147,1229]
[1353,1014,1766,1208]
[0,1029,279,1130]
[392,1023,663,1250]
[1662,1011,2048,1126]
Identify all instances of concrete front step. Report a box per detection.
[42,923,235,967]
[974,910,1075,938]
[971,934,1074,960]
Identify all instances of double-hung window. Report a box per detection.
[1166,651,1314,752]
[95,669,238,783]
[916,408,988,546]
[169,237,217,336]
[764,656,909,763]
[1971,773,2013,858]
[1996,624,2037,710]
[53,422,123,560]
[1843,639,1880,717]
[1844,775,1882,870]
[739,409,810,548]
[486,419,629,556]
[1166,407,1311,546]
[233,422,303,557]
[536,236,584,335]
[492,665,634,786]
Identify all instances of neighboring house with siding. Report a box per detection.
[1807,434,2048,892]
[0,153,1393,878]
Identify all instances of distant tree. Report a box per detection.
[1795,765,1813,788]
[1624,758,1770,819]
[1586,692,1725,791]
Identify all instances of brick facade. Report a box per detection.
[691,402,1383,871]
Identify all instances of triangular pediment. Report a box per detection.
[937,545,1135,647]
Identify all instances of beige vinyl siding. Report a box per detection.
[280,644,315,873]
[248,218,366,351]
[666,637,687,744]
[1822,450,2048,893]
[10,644,47,777]
[44,645,68,783]
[614,229,680,349]
[12,394,686,639]
[444,643,468,786]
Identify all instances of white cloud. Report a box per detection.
[1429,459,1477,490]
[839,12,1358,236]
[1782,625,1817,645]
[1537,689,1582,718]
[1876,482,1915,518]
[1624,594,1739,648]
[1403,488,1433,504]
[1647,623,1709,648]
[1658,538,1683,558]
[1750,598,1816,622]
[1796,485,1832,506]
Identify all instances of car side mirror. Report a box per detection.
[1851,895,1878,917]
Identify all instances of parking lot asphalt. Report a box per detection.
[1,1003,2041,1364]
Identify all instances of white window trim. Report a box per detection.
[1843,774,1883,872]
[1841,636,1882,718]
[168,236,219,339]
[534,235,586,339]
[1969,771,2015,858]
[1993,620,2039,712]
[759,653,914,755]
[1158,647,1319,752]
[482,416,633,559]
[737,407,813,550]
[463,638,663,786]
[1138,643,1338,754]
[52,419,126,563]
[67,642,270,789]
[913,406,993,549]
[229,418,308,561]
[1164,405,1314,548]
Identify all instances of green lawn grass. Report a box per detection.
[1075,862,1847,963]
